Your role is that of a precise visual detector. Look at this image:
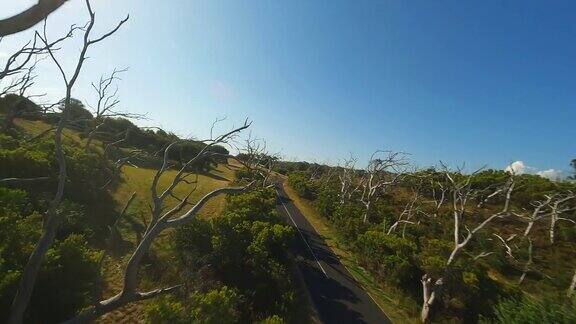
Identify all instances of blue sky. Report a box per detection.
[1,0,575,176]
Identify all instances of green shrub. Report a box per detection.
[484,296,576,324]
[173,189,297,322]
[145,295,187,324]
[190,286,241,324]
[356,232,420,290]
[287,171,315,199]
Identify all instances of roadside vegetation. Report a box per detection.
[281,156,576,323]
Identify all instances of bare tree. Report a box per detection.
[83,67,145,152]
[387,184,422,237]
[515,195,555,237]
[359,151,408,223]
[420,167,515,323]
[338,154,359,204]
[7,2,128,322]
[568,268,576,298]
[1,62,40,131]
[429,178,447,218]
[548,192,575,244]
[0,0,68,37]
[62,121,259,323]
[0,26,80,132]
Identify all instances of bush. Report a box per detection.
[314,185,339,218]
[190,286,241,324]
[287,171,315,199]
[356,232,420,290]
[0,187,103,323]
[484,296,576,324]
[145,295,187,324]
[173,189,297,322]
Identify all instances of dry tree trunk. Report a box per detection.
[7,2,128,322]
[421,275,443,323]
[568,269,576,298]
[0,0,68,37]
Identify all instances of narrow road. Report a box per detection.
[275,184,392,324]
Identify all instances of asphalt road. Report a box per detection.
[275,184,392,324]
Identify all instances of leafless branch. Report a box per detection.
[7,2,128,322]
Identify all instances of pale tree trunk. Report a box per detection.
[524,221,534,237]
[363,200,371,223]
[550,212,557,244]
[568,269,576,298]
[421,274,443,323]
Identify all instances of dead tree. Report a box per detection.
[568,269,576,298]
[0,0,68,37]
[548,192,575,244]
[338,155,359,204]
[0,28,79,132]
[62,121,258,323]
[84,67,144,152]
[420,167,515,323]
[513,192,575,244]
[430,179,447,218]
[1,63,40,131]
[387,184,423,237]
[7,2,128,323]
[359,151,408,223]
[515,195,555,237]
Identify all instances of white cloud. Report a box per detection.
[504,161,566,181]
[536,169,564,181]
[505,161,529,175]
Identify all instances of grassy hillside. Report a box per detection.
[11,117,243,323]
[98,164,240,323]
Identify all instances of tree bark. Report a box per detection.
[0,0,68,37]
[568,269,576,298]
[421,274,442,323]
[7,92,70,324]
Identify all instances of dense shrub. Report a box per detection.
[356,232,420,289]
[172,189,296,322]
[190,286,241,324]
[0,187,103,323]
[314,184,339,218]
[145,295,187,324]
[484,296,576,324]
[0,191,99,322]
[0,133,116,237]
[287,171,316,199]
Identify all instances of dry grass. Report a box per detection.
[283,182,420,324]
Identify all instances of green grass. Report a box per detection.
[97,163,239,323]
[113,164,236,218]
[283,182,421,324]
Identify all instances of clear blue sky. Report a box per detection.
[2,0,575,175]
